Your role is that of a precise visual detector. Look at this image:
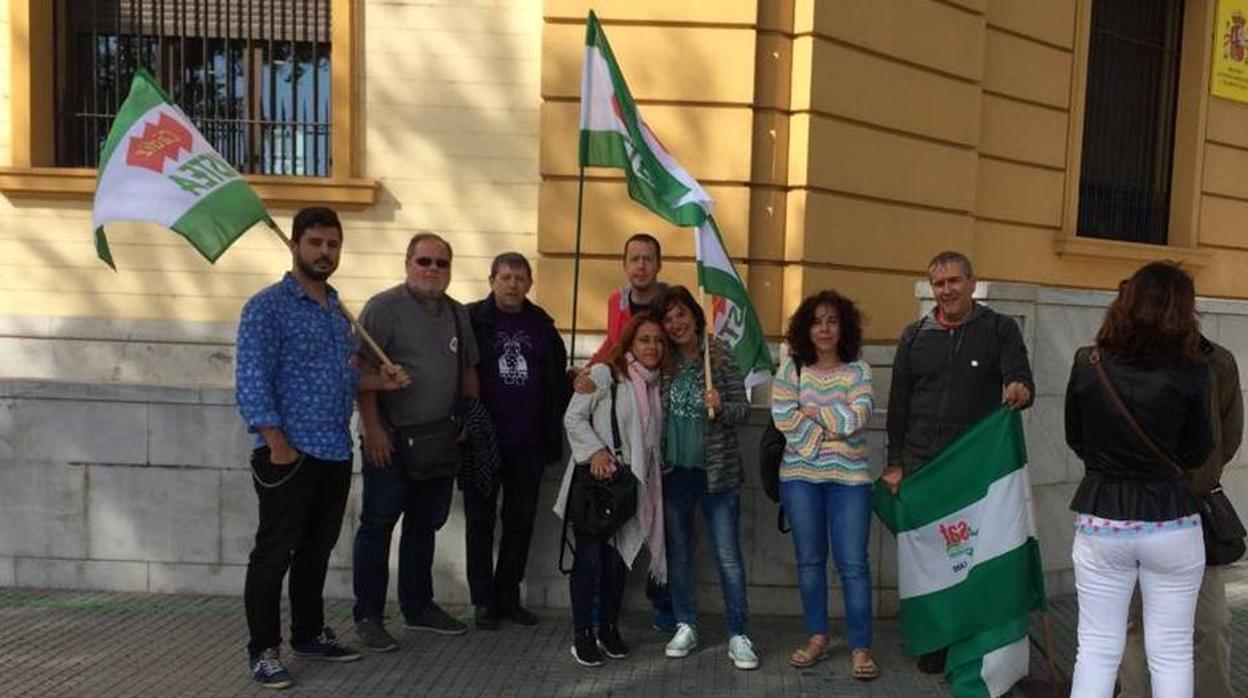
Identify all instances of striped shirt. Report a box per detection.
[771,356,875,485]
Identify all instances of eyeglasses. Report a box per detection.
[414,256,450,269]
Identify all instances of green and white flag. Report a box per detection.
[873,408,1046,698]
[92,69,269,269]
[578,10,773,385]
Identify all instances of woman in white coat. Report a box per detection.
[555,313,667,668]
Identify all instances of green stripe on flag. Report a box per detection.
[579,130,629,170]
[874,408,1027,533]
[897,539,1045,656]
[946,615,1031,698]
[170,180,269,262]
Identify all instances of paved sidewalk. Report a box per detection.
[1,565,1245,696]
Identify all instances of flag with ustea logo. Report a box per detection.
[873,408,1046,698]
[92,69,269,269]
[578,10,772,386]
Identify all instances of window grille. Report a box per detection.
[1077,0,1185,245]
[54,0,332,177]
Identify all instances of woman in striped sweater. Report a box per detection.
[771,290,878,680]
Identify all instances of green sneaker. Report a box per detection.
[664,623,698,658]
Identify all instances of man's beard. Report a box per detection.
[297,256,335,281]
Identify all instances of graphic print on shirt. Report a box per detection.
[494,329,532,386]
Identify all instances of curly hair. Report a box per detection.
[1096,261,1200,364]
[784,290,864,365]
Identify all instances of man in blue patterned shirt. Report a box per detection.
[235,207,408,690]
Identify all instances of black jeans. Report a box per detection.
[244,448,351,657]
[570,529,627,632]
[351,460,455,624]
[463,445,546,611]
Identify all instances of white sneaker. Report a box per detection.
[664,623,698,658]
[728,634,759,670]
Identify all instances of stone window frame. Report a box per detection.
[1057,0,1212,267]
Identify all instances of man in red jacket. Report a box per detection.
[588,232,666,364]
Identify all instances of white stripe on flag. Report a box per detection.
[579,47,627,134]
[897,469,1030,599]
[982,636,1030,697]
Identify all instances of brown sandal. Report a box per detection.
[789,634,830,668]
[852,649,880,681]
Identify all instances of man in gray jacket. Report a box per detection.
[883,250,1035,675]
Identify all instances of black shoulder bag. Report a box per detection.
[392,302,466,481]
[1088,348,1246,566]
[559,379,639,573]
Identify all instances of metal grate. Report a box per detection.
[54,0,332,177]
[1077,0,1185,245]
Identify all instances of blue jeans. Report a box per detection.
[351,457,454,624]
[780,479,873,649]
[663,468,748,637]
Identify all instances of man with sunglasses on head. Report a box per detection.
[351,231,481,652]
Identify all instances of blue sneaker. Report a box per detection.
[250,648,293,690]
[291,627,362,662]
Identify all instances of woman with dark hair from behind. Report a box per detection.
[770,290,878,680]
[1065,262,1212,697]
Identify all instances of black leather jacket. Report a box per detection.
[1065,346,1212,520]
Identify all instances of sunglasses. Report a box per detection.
[413,256,450,269]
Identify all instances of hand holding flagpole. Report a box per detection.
[700,286,716,420]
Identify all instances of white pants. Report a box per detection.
[1070,525,1205,698]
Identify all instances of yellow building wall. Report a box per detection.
[0,0,545,323]
[539,0,1248,343]
[5,0,1248,343]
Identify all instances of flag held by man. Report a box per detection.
[873,408,1046,697]
[578,10,773,386]
[92,68,269,269]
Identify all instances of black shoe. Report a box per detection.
[596,624,629,659]
[249,647,293,690]
[918,648,947,674]
[405,603,468,635]
[571,628,605,667]
[499,605,540,626]
[291,627,362,663]
[475,606,499,631]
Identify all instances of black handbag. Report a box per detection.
[558,380,639,572]
[758,361,800,533]
[1089,348,1246,565]
[392,301,466,481]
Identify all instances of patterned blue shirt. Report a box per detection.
[235,272,359,461]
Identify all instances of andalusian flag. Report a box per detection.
[92,69,269,268]
[873,408,1046,698]
[578,10,773,385]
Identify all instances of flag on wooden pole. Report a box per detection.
[92,68,269,269]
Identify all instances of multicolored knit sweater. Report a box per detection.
[771,355,875,485]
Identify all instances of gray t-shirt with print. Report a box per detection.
[357,283,480,427]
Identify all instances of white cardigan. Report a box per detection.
[553,363,661,571]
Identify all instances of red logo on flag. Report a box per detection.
[125,113,193,173]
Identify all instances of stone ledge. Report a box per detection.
[0,379,233,406]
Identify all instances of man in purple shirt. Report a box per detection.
[465,252,570,629]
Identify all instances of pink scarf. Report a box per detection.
[626,354,666,583]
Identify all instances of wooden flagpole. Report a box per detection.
[265,219,396,369]
[700,286,716,420]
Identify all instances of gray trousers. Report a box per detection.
[1117,565,1232,698]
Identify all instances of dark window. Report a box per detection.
[54,0,332,177]
[1078,0,1185,244]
